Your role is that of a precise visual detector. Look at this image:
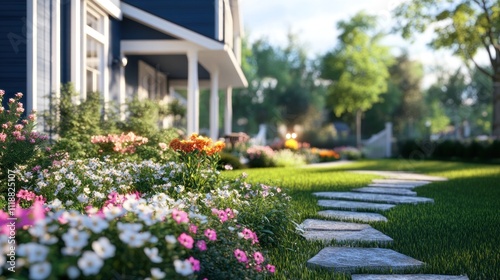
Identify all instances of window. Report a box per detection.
[138,60,167,101]
[84,2,107,96]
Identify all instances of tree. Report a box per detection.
[393,0,500,137]
[231,34,326,138]
[321,12,394,147]
[363,53,425,138]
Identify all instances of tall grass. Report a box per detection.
[223,160,500,280]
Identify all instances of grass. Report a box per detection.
[223,159,500,280]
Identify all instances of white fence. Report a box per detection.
[362,122,392,158]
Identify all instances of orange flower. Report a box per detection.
[169,134,225,155]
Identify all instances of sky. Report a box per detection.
[240,0,481,88]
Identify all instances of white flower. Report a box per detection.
[144,247,163,263]
[77,193,89,203]
[49,199,62,209]
[103,205,124,220]
[67,266,80,279]
[92,237,116,259]
[65,200,74,206]
[173,259,193,276]
[77,251,104,276]
[165,235,177,244]
[29,262,51,280]
[151,268,166,279]
[61,246,81,256]
[62,228,90,249]
[119,230,150,248]
[18,243,49,263]
[39,233,58,245]
[83,216,109,233]
[117,222,142,232]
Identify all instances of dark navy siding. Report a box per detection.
[125,56,140,95]
[121,17,177,40]
[0,1,27,107]
[109,18,121,103]
[60,1,71,85]
[122,0,216,39]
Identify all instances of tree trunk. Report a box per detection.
[493,78,500,138]
[356,109,362,148]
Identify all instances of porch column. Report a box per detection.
[210,68,220,140]
[187,50,200,135]
[224,87,233,135]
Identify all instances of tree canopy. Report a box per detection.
[393,0,500,136]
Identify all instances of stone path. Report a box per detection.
[302,170,469,279]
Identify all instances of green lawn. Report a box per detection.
[223,159,500,280]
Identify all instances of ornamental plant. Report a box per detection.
[0,90,49,192]
[91,132,149,159]
[169,134,225,192]
[245,145,276,168]
[2,156,281,279]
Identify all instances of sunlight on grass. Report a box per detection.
[223,160,500,280]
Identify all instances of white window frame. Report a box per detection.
[81,1,109,107]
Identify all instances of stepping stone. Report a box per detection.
[318,210,388,222]
[307,247,424,273]
[352,275,469,280]
[372,179,431,186]
[349,170,447,181]
[369,183,420,189]
[299,219,391,244]
[318,199,396,211]
[353,187,417,196]
[299,219,370,231]
[302,227,393,244]
[313,192,434,204]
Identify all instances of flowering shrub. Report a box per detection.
[334,146,363,160]
[91,132,149,157]
[3,153,286,279]
[311,148,341,162]
[284,138,299,150]
[245,145,276,168]
[0,90,49,192]
[169,134,225,191]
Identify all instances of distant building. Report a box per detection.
[0,0,247,139]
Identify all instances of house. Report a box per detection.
[0,0,247,139]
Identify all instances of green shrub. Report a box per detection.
[218,152,245,170]
[273,149,307,167]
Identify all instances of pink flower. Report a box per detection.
[172,209,189,224]
[0,211,10,235]
[0,89,4,96]
[234,249,248,263]
[17,190,36,201]
[16,200,45,228]
[217,210,228,223]
[28,114,36,121]
[14,124,23,131]
[189,224,197,234]
[253,252,265,265]
[204,229,217,241]
[15,92,23,98]
[241,228,254,240]
[266,264,275,273]
[225,208,235,219]
[8,98,15,104]
[177,233,194,249]
[188,256,200,272]
[0,133,6,143]
[158,142,167,151]
[255,265,263,272]
[196,240,207,251]
[16,107,24,113]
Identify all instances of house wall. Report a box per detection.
[37,0,52,123]
[0,1,27,106]
[122,0,216,39]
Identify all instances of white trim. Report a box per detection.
[121,2,225,50]
[51,0,61,99]
[216,0,223,41]
[102,10,110,111]
[26,0,37,113]
[187,50,200,134]
[210,68,220,140]
[121,40,200,55]
[224,87,232,135]
[71,0,82,94]
[93,0,122,19]
[119,51,126,120]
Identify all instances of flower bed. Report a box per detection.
[0,98,290,280]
